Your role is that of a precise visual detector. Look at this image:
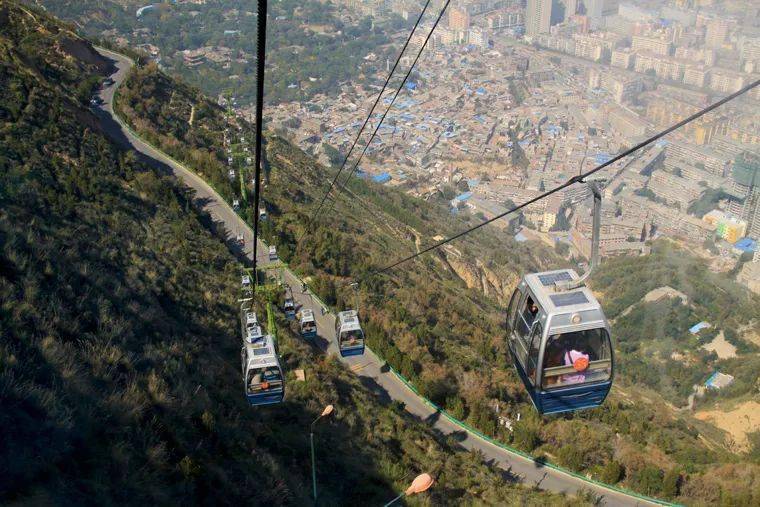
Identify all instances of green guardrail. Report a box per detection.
[98,46,677,507]
[100,48,238,215]
[267,262,677,506]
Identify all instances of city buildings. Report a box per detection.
[525,0,552,36]
[611,48,634,69]
[632,34,673,56]
[728,153,760,240]
[449,5,471,31]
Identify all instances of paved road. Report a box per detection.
[94,47,658,507]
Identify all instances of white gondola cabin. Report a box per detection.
[241,274,252,295]
[336,310,365,357]
[241,334,284,405]
[300,308,317,339]
[283,286,295,320]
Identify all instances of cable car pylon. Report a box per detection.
[557,180,601,291]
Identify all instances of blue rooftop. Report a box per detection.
[689,321,711,335]
[455,192,472,202]
[595,153,612,165]
[372,172,391,184]
[734,238,757,252]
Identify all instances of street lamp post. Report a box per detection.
[383,473,434,507]
[310,404,334,504]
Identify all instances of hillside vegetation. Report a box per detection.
[112,52,760,504]
[35,0,403,105]
[0,2,584,505]
[595,241,760,406]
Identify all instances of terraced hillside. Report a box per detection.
[0,2,585,504]
[113,55,760,504]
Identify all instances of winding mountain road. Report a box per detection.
[94,47,660,507]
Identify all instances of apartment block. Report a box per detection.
[632,34,672,56]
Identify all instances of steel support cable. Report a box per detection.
[296,0,434,243]
[251,0,268,292]
[321,0,453,221]
[355,78,760,282]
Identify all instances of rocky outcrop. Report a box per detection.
[439,245,517,302]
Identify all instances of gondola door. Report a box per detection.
[507,287,540,373]
[506,287,523,359]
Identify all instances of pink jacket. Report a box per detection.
[562,349,589,384]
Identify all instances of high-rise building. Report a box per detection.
[709,68,745,93]
[705,18,731,49]
[563,0,578,22]
[583,0,617,19]
[583,0,603,19]
[632,34,673,56]
[448,6,471,31]
[526,0,552,36]
[611,48,634,69]
[729,153,760,240]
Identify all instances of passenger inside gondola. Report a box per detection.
[561,342,590,385]
[248,367,282,392]
[341,332,358,346]
[519,297,539,336]
[543,340,566,386]
[542,330,610,388]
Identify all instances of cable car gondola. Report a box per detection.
[336,310,365,357]
[243,311,263,343]
[241,333,284,405]
[283,285,296,320]
[300,308,317,339]
[505,182,613,415]
[241,274,252,295]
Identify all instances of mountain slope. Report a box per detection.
[112,55,760,504]
[0,3,585,505]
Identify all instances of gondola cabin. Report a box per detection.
[300,309,317,339]
[336,310,365,357]
[283,286,296,320]
[246,322,264,344]
[241,275,252,295]
[241,334,284,406]
[506,269,613,415]
[245,311,258,329]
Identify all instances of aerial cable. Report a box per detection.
[356,78,760,282]
[251,0,268,293]
[321,0,453,220]
[297,0,434,243]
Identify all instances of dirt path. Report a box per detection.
[616,286,688,320]
[695,400,760,451]
[701,331,737,359]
